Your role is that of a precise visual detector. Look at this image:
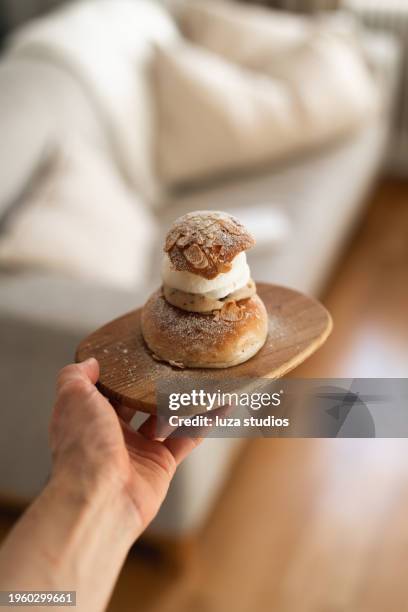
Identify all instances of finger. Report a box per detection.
[56,358,99,394]
[164,437,203,467]
[79,357,100,383]
[114,402,136,424]
[137,414,157,439]
[120,420,141,448]
[138,414,178,441]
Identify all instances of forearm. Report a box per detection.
[0,472,140,611]
[0,358,199,610]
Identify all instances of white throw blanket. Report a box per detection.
[9,0,180,203]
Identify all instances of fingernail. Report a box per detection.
[83,357,97,365]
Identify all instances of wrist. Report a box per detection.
[48,466,142,543]
[0,465,141,606]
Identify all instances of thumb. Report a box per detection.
[56,358,100,396]
[51,358,100,448]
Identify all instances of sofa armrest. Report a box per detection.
[0,312,82,503]
[360,29,402,113]
[0,272,145,501]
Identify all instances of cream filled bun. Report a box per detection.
[141,211,268,368]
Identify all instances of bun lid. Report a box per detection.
[164,210,255,280]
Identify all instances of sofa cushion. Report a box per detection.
[153,35,378,187]
[0,137,157,289]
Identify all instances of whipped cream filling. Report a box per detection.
[161,251,250,300]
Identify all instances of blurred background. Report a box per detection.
[0,0,407,610]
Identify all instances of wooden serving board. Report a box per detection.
[76,283,332,414]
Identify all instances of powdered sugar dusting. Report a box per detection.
[165,211,255,279]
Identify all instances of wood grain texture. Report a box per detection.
[76,283,332,414]
[294,178,408,379]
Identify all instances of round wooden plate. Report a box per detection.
[76,283,332,414]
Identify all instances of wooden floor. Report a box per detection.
[1,178,408,611]
[297,177,408,379]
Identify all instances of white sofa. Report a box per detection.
[0,0,399,537]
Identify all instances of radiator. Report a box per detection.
[272,0,406,172]
[262,1,340,11]
[342,1,407,173]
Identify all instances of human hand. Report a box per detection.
[0,357,199,606]
[50,358,202,533]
